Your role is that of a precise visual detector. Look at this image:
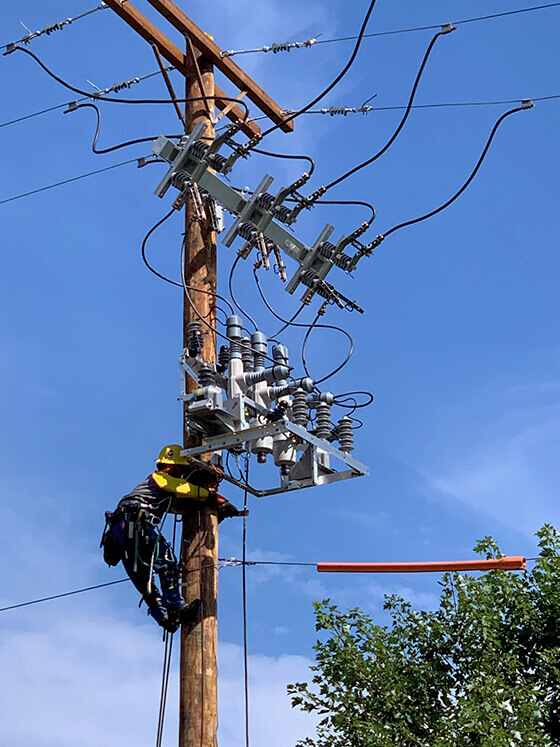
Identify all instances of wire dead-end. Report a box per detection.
[63,101,79,114]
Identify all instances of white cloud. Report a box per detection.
[219,642,318,747]
[0,612,317,747]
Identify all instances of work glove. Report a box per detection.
[218,500,249,520]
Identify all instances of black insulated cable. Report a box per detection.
[253,268,353,384]
[301,307,355,386]
[141,212,233,319]
[64,101,183,155]
[9,46,252,120]
[229,254,259,331]
[250,146,316,177]
[292,196,377,225]
[253,269,354,382]
[142,210,181,287]
[247,0,379,145]
[333,391,375,409]
[318,26,455,197]
[372,102,534,247]
[181,245,281,366]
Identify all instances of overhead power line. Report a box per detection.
[2,92,559,208]
[0,67,174,130]
[222,2,560,57]
[0,560,317,613]
[0,157,148,206]
[0,3,108,53]
[0,578,128,612]
[248,0,379,145]
[3,553,548,613]
[282,93,560,115]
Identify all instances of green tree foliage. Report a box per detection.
[289,525,560,747]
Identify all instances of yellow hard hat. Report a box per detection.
[156,444,190,466]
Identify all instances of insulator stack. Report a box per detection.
[238,221,259,242]
[300,269,320,291]
[251,332,267,371]
[333,253,354,272]
[315,401,332,441]
[171,170,190,190]
[337,416,354,452]
[190,140,208,159]
[256,192,275,211]
[226,315,243,359]
[318,241,353,272]
[217,345,230,372]
[241,337,253,372]
[186,321,203,356]
[300,270,334,302]
[255,193,292,224]
[318,241,337,259]
[292,389,309,427]
[272,344,289,370]
[198,366,215,387]
[273,204,291,223]
[182,140,227,172]
[209,153,227,172]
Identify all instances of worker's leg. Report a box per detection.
[153,534,184,614]
[111,518,168,626]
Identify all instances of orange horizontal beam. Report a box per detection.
[103,0,260,139]
[145,0,294,133]
[317,557,527,573]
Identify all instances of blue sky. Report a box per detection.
[1,1,559,744]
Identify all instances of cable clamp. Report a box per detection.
[63,100,79,113]
[308,186,326,203]
[362,234,385,253]
[521,99,534,109]
[441,23,456,34]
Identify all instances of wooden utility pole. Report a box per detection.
[180,41,218,747]
[102,4,294,745]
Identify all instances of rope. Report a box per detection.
[242,456,251,747]
[155,630,174,747]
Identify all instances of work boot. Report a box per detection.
[148,604,171,629]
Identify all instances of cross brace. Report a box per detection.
[104,0,259,138]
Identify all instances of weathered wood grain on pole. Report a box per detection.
[103,0,260,138]
[180,40,219,747]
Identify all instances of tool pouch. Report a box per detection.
[100,511,122,567]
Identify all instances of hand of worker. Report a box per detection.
[207,490,227,506]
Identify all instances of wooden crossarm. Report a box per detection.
[145,0,294,133]
[103,0,260,138]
